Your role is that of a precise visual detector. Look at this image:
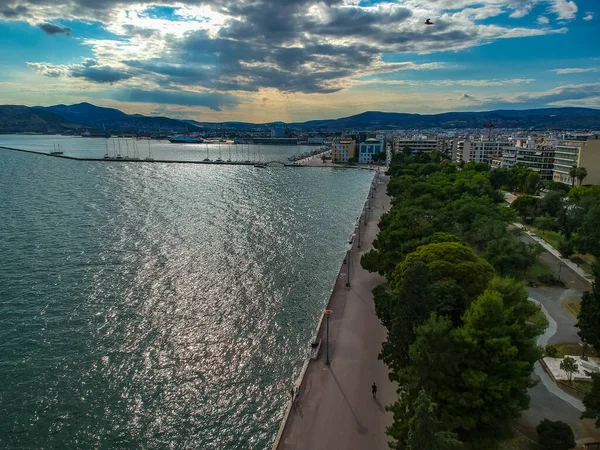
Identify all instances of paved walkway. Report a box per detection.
[277,176,396,450]
[514,222,593,282]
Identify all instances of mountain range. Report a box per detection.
[0,102,599,133]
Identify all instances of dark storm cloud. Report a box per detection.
[38,22,71,35]
[70,65,132,83]
[27,59,132,84]
[113,88,239,110]
[1,3,28,17]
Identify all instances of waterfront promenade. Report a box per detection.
[276,175,395,450]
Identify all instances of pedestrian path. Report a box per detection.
[275,176,396,450]
[513,223,593,281]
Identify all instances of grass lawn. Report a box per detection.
[565,300,581,319]
[571,252,596,275]
[529,306,549,331]
[553,342,599,358]
[526,226,564,250]
[497,434,540,450]
[525,260,558,286]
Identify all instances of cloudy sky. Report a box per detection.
[0,0,598,122]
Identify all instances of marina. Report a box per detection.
[0,145,302,167]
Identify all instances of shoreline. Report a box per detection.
[272,171,390,449]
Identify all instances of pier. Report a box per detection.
[0,146,303,167]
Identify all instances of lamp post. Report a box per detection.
[357,215,361,249]
[324,309,332,365]
[558,261,564,281]
[346,249,351,287]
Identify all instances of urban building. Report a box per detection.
[396,137,439,154]
[553,133,600,185]
[331,139,356,162]
[459,139,513,163]
[501,137,556,179]
[271,127,286,138]
[358,138,383,164]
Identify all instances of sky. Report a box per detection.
[0,0,599,122]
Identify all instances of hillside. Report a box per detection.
[289,108,600,130]
[33,103,201,133]
[0,105,71,133]
[2,102,600,133]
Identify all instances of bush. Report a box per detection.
[538,273,565,287]
[536,419,576,450]
[545,345,558,357]
[559,240,575,258]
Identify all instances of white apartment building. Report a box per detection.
[553,133,600,185]
[457,139,513,163]
[396,137,439,154]
[501,137,555,179]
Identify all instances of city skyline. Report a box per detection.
[0,0,598,122]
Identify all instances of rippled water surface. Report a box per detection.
[0,145,373,448]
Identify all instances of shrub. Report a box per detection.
[536,419,575,450]
[559,240,575,258]
[538,273,565,287]
[545,345,558,357]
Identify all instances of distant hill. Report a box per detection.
[0,105,72,133]
[33,103,200,133]
[287,108,600,130]
[1,102,599,133]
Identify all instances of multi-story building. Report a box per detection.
[501,137,556,179]
[331,138,356,163]
[553,133,600,185]
[396,137,439,154]
[459,139,513,163]
[358,138,383,164]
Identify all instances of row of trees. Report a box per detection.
[362,152,546,448]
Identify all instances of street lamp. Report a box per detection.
[558,261,565,281]
[346,249,351,287]
[324,309,332,365]
[357,215,361,249]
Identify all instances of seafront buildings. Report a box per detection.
[358,138,383,163]
[331,139,356,162]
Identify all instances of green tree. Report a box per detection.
[569,166,579,188]
[577,166,588,185]
[511,195,541,222]
[575,206,600,258]
[534,214,559,232]
[560,356,578,383]
[540,191,565,218]
[525,171,541,195]
[577,265,600,353]
[392,242,494,301]
[582,372,600,427]
[392,288,541,443]
[545,345,558,357]
[485,236,543,277]
[405,390,461,450]
[536,419,576,450]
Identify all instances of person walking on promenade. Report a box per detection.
[372,382,377,399]
[290,388,295,403]
[295,387,300,404]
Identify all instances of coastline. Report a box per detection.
[272,170,394,450]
